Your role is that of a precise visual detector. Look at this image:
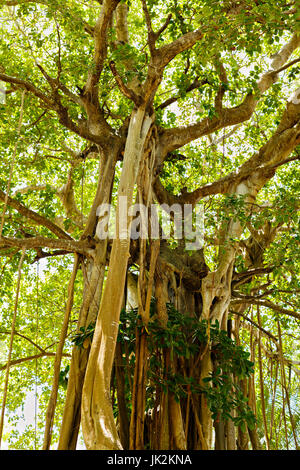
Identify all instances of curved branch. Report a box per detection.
[109,61,141,105]
[154,95,300,206]
[0,73,53,107]
[0,352,71,371]
[153,28,203,70]
[0,330,46,354]
[0,189,72,240]
[157,78,208,111]
[159,33,300,155]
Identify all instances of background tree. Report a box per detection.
[0,0,299,450]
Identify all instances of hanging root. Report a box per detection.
[43,254,80,450]
[0,248,26,447]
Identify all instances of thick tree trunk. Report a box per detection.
[56,92,297,450]
[169,394,187,450]
[115,342,130,449]
[58,151,116,449]
[214,416,226,450]
[81,108,152,449]
[58,255,106,449]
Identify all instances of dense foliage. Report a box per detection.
[0,0,299,450]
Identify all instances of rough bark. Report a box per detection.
[81,108,152,449]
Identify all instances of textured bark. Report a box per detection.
[115,342,130,449]
[3,2,300,451]
[214,416,226,450]
[81,108,152,449]
[58,151,117,450]
[226,418,237,450]
[58,255,106,449]
[169,394,187,450]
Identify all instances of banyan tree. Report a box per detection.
[0,0,299,450]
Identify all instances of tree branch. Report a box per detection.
[154,94,300,207]
[109,61,141,105]
[231,298,300,321]
[0,73,53,107]
[153,29,203,70]
[0,189,72,240]
[0,236,95,256]
[0,352,71,371]
[230,310,278,341]
[0,330,47,354]
[85,0,120,97]
[159,33,300,155]
[157,78,208,110]
[141,0,172,55]
[36,63,82,106]
[141,0,155,54]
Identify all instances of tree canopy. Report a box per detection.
[0,0,299,451]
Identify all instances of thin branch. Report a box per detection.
[54,18,62,81]
[141,0,155,54]
[0,249,25,446]
[0,330,46,354]
[0,73,53,107]
[0,236,95,256]
[232,266,276,288]
[32,249,71,262]
[157,78,208,110]
[109,61,141,104]
[270,56,300,74]
[36,62,82,106]
[0,189,72,240]
[230,310,278,342]
[141,0,172,55]
[231,298,300,321]
[0,74,106,145]
[0,352,71,371]
[26,110,48,129]
[156,14,172,39]
[159,33,300,155]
